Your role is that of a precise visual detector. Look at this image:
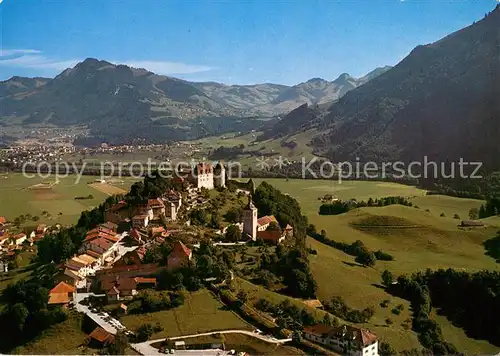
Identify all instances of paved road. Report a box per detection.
[132,329,292,355]
[74,292,124,334]
[168,330,292,344]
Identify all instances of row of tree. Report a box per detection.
[307,225,394,267]
[319,196,412,215]
[384,268,500,353]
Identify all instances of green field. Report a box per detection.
[0,173,139,226]
[173,333,305,355]
[254,178,499,352]
[120,290,252,338]
[12,313,89,355]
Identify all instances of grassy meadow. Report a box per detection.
[120,290,252,338]
[0,173,139,226]
[253,178,499,352]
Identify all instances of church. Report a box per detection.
[241,196,292,245]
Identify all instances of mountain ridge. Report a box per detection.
[302,5,500,169]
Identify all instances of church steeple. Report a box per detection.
[245,195,256,210]
[243,194,257,241]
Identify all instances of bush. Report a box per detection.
[385,318,393,325]
[391,308,401,315]
[453,213,461,219]
[380,299,390,308]
[440,213,446,217]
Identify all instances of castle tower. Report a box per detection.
[243,195,258,241]
[214,161,226,188]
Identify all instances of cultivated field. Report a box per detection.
[120,290,252,338]
[0,173,139,226]
[89,182,128,196]
[255,178,499,352]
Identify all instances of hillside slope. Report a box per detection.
[310,6,500,169]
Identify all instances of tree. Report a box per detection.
[382,270,394,287]
[453,213,461,219]
[136,324,154,342]
[224,207,242,224]
[210,211,222,229]
[379,341,397,356]
[10,303,29,331]
[196,254,213,278]
[267,221,281,231]
[225,224,241,242]
[106,331,129,354]
[355,250,376,267]
[469,208,479,220]
[236,290,248,304]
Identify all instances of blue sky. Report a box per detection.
[0,0,497,85]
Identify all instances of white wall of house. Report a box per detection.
[197,172,214,190]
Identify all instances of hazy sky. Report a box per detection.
[0,0,497,85]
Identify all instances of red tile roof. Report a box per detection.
[89,327,115,344]
[86,250,102,258]
[50,281,76,294]
[257,230,283,242]
[170,241,191,258]
[148,198,165,209]
[304,324,377,348]
[88,237,113,250]
[134,277,157,284]
[257,215,278,226]
[0,217,6,225]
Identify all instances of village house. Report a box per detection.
[36,224,48,234]
[65,254,99,278]
[124,228,147,246]
[132,214,149,229]
[13,232,27,245]
[89,327,115,348]
[0,231,11,246]
[256,229,287,245]
[0,216,6,228]
[303,324,378,356]
[164,189,182,210]
[100,275,157,302]
[104,200,130,224]
[48,281,76,308]
[114,246,146,266]
[167,241,192,271]
[148,198,166,219]
[257,215,279,231]
[80,224,125,265]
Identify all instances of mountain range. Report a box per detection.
[1,5,499,169]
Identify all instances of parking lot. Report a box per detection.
[73,292,133,337]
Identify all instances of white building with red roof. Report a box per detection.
[256,215,279,231]
[303,324,378,356]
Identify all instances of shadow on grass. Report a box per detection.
[370,283,386,290]
[342,261,363,268]
[483,232,500,263]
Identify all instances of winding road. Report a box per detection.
[131,329,292,355]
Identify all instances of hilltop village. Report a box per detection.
[0,161,381,355]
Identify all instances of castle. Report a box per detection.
[184,162,225,190]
